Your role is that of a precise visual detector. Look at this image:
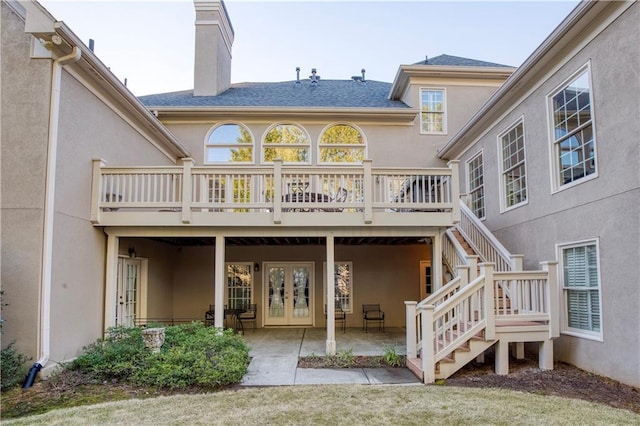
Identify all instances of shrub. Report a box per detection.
[1,342,30,391]
[383,345,402,367]
[72,326,147,380]
[71,323,249,389]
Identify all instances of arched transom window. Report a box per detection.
[319,124,366,163]
[205,123,254,163]
[262,124,310,164]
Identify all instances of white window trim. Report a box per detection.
[204,122,255,165]
[466,150,485,220]
[224,262,254,307]
[546,62,598,194]
[419,87,447,135]
[322,261,354,314]
[556,238,603,342]
[317,122,367,165]
[261,122,312,165]
[498,116,529,213]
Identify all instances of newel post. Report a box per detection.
[180,158,195,224]
[480,263,496,340]
[405,301,417,359]
[447,160,461,224]
[541,261,559,338]
[420,304,435,383]
[363,159,373,224]
[510,255,524,271]
[90,158,106,224]
[273,159,283,224]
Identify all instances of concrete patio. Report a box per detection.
[239,327,420,386]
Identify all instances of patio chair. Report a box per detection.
[238,303,257,331]
[362,304,385,333]
[325,301,346,332]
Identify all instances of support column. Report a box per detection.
[512,342,525,359]
[539,340,554,370]
[495,339,509,375]
[405,301,417,359]
[214,235,226,328]
[104,233,119,330]
[432,230,443,291]
[326,234,336,355]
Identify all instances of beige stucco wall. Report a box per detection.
[452,3,640,386]
[1,3,52,357]
[0,1,185,364]
[161,243,430,328]
[163,81,500,169]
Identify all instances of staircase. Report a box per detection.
[405,200,559,383]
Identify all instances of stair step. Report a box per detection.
[406,357,423,380]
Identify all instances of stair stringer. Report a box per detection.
[436,338,496,380]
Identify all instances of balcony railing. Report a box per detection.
[91,159,460,226]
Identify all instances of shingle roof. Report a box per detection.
[413,54,513,68]
[139,80,410,109]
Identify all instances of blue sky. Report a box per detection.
[39,1,579,96]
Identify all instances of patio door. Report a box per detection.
[116,257,141,327]
[264,263,313,326]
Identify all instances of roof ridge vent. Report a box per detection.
[351,68,366,84]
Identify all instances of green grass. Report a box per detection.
[3,385,638,425]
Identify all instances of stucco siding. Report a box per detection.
[0,3,51,356]
[451,3,640,386]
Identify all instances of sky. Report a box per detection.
[39,1,580,96]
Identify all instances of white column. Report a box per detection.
[104,234,119,329]
[326,234,336,355]
[405,301,417,359]
[432,230,443,291]
[214,235,226,328]
[180,158,194,224]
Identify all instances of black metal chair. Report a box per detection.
[238,303,257,331]
[325,301,346,332]
[362,304,385,332]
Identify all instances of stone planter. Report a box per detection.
[141,327,165,353]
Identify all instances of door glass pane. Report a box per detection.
[123,260,138,327]
[268,267,285,318]
[292,267,310,317]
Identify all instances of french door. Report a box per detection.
[264,263,313,326]
[116,257,142,327]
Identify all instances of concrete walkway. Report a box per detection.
[240,328,420,386]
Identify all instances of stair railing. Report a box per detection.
[457,201,523,272]
[418,263,496,383]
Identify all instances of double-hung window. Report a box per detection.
[226,263,253,309]
[324,262,353,313]
[559,241,602,340]
[499,119,527,210]
[467,152,485,219]
[420,89,446,134]
[549,66,597,190]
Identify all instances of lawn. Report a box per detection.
[2,384,638,425]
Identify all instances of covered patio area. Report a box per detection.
[240,327,417,386]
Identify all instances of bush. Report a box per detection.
[1,342,30,391]
[71,323,249,389]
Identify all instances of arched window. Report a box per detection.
[319,124,366,163]
[262,124,310,164]
[205,123,254,164]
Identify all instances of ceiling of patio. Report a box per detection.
[148,236,430,246]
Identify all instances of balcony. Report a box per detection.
[90,159,460,228]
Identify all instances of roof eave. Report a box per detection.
[389,64,515,100]
[150,106,418,123]
[438,0,624,159]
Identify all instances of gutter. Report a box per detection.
[437,0,599,159]
[24,46,82,388]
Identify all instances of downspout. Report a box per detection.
[23,45,81,389]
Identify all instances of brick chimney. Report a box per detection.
[193,0,234,96]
